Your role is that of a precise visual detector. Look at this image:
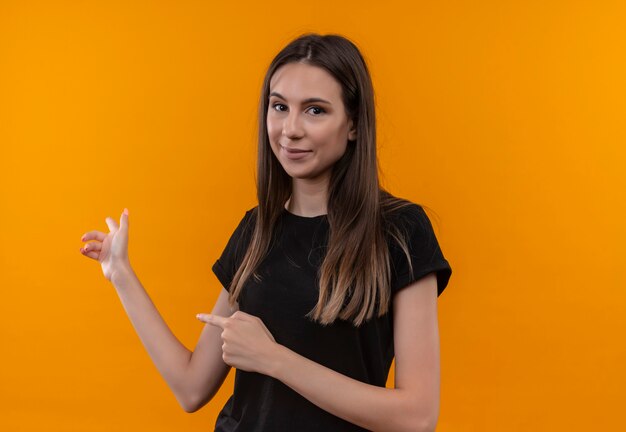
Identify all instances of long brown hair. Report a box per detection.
[228,33,414,326]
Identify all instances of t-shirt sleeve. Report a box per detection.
[389,204,452,297]
[212,208,256,292]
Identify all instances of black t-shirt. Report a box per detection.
[211,202,452,431]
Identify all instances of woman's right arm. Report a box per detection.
[80,209,233,412]
[112,266,234,412]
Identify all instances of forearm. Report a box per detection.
[270,345,432,432]
[110,265,193,407]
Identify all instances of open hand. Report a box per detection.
[79,208,131,281]
[196,311,280,375]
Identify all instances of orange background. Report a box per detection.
[1,1,625,431]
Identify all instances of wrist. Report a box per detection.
[266,343,291,379]
[110,262,135,287]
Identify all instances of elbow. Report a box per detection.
[176,377,224,413]
[415,413,438,432]
[179,387,220,413]
[179,398,198,414]
[177,392,205,414]
[181,400,200,414]
[412,397,439,432]
[398,417,435,432]
[401,408,437,432]
[418,419,437,432]
[388,413,436,432]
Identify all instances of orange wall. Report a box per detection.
[1,1,624,431]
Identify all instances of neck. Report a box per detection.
[286,176,330,217]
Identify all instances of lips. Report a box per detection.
[282,146,311,153]
[281,145,312,160]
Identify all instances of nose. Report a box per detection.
[282,110,304,139]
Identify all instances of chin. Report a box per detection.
[276,157,331,181]
[283,169,312,179]
[277,160,307,177]
[286,169,329,182]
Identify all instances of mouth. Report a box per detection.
[280,145,312,160]
[281,145,312,154]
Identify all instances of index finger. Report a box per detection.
[82,231,106,242]
[196,313,228,328]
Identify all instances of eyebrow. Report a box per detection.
[269,91,332,105]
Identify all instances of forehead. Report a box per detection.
[269,62,342,101]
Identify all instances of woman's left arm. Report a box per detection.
[198,272,441,432]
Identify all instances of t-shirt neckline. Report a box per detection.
[282,207,328,221]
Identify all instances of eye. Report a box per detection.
[270,103,325,116]
[307,106,325,115]
[271,103,287,112]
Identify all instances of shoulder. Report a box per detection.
[381,193,452,297]
[380,193,443,259]
[244,205,258,218]
[380,192,431,231]
[223,205,258,245]
[240,205,259,226]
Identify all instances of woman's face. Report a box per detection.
[267,62,356,183]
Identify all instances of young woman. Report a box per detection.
[79,33,452,432]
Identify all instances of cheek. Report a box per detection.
[266,120,280,157]
[332,141,348,161]
[323,126,349,156]
[266,116,280,142]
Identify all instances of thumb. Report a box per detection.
[105,216,119,233]
[119,208,129,233]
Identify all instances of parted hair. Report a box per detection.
[227,33,414,326]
